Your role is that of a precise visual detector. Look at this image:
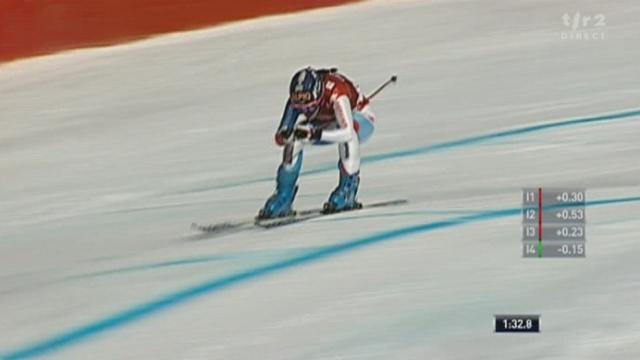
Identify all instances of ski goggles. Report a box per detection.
[290,92,321,113]
[291,98,321,113]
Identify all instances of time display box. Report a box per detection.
[494,314,540,333]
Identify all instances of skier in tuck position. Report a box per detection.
[257,67,380,219]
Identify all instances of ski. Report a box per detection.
[255,199,408,229]
[191,199,407,235]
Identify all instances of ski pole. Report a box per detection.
[364,75,398,103]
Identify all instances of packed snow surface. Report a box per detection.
[1,0,639,359]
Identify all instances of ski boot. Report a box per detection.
[323,164,362,214]
[257,154,303,219]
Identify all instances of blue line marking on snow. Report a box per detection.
[67,247,321,280]
[357,109,640,166]
[68,255,231,279]
[168,108,640,196]
[3,195,639,360]
[194,108,640,190]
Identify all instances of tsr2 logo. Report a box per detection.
[561,12,606,40]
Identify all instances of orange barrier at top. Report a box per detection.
[0,0,357,63]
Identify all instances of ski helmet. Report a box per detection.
[289,67,323,115]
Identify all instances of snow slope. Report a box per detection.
[1,0,639,359]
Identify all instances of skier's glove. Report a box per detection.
[294,126,322,141]
[274,128,293,146]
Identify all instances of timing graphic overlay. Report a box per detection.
[494,314,541,333]
[522,188,586,258]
